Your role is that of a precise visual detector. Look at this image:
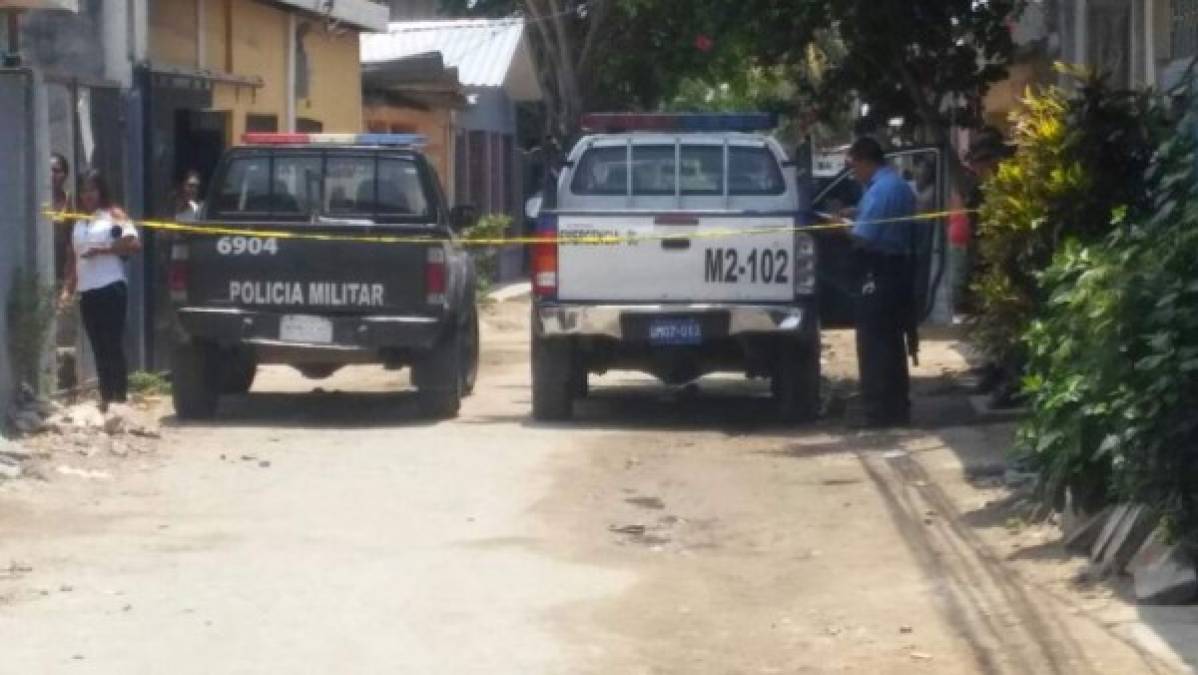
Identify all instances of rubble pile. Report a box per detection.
[2,384,163,483]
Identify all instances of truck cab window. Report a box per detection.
[680,145,723,196]
[571,146,628,196]
[631,145,676,195]
[213,157,271,217]
[378,158,430,216]
[272,154,321,216]
[729,146,785,196]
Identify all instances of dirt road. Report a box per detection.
[0,297,1191,674]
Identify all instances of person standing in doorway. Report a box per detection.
[174,170,204,223]
[51,153,73,280]
[60,169,141,411]
[51,153,71,213]
[843,138,918,428]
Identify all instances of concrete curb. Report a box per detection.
[1071,502,1198,605]
[487,281,531,303]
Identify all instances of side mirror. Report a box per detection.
[449,205,479,232]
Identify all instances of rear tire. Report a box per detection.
[221,348,257,394]
[773,339,821,424]
[532,335,575,421]
[172,339,220,420]
[461,309,480,397]
[413,324,464,420]
[417,388,460,420]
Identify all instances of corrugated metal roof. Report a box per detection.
[361,19,534,93]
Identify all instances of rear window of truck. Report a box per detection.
[209,152,433,222]
[570,144,786,197]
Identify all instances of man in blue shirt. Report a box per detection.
[844,137,917,427]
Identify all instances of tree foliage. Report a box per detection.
[742,1,1024,144]
[971,74,1167,382]
[1020,85,1198,543]
[438,1,1026,159]
[438,0,745,144]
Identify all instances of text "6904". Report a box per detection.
[216,236,279,256]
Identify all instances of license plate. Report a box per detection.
[279,315,333,344]
[649,318,702,346]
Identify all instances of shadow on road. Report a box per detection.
[161,390,440,430]
[468,372,986,436]
[466,378,821,435]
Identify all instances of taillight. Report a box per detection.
[793,231,816,296]
[532,215,558,299]
[168,243,189,303]
[426,246,447,306]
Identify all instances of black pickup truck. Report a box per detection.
[168,135,479,419]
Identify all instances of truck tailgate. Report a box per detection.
[556,214,796,303]
[182,229,433,314]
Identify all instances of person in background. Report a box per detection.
[955,128,1013,314]
[963,129,1018,403]
[51,153,73,281]
[174,169,204,223]
[843,137,918,428]
[60,169,141,412]
[51,153,71,213]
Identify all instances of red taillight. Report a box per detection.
[168,244,188,303]
[532,219,558,299]
[426,247,447,306]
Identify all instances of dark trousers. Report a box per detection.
[855,253,912,423]
[80,281,129,404]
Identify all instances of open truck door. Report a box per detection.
[809,147,948,328]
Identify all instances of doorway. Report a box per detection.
[174,109,229,208]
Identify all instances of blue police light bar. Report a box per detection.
[242,133,427,147]
[580,113,778,133]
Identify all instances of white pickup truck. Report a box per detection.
[529,113,820,422]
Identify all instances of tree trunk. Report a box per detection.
[520,0,596,148]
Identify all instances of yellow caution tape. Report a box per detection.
[44,208,973,248]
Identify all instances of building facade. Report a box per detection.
[362,19,543,281]
[3,0,388,386]
[361,19,541,211]
[139,0,386,369]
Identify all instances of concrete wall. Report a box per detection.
[458,87,516,135]
[19,0,106,80]
[149,0,200,67]
[0,69,52,409]
[149,0,365,139]
[364,102,456,194]
[297,23,364,133]
[208,0,290,137]
[17,0,140,86]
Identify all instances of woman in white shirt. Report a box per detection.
[60,169,142,411]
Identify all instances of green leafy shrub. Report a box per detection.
[463,213,513,297]
[128,371,171,396]
[1020,83,1198,543]
[972,73,1166,383]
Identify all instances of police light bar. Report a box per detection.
[580,113,777,133]
[242,133,427,147]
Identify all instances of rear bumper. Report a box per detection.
[175,307,444,351]
[535,302,817,341]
